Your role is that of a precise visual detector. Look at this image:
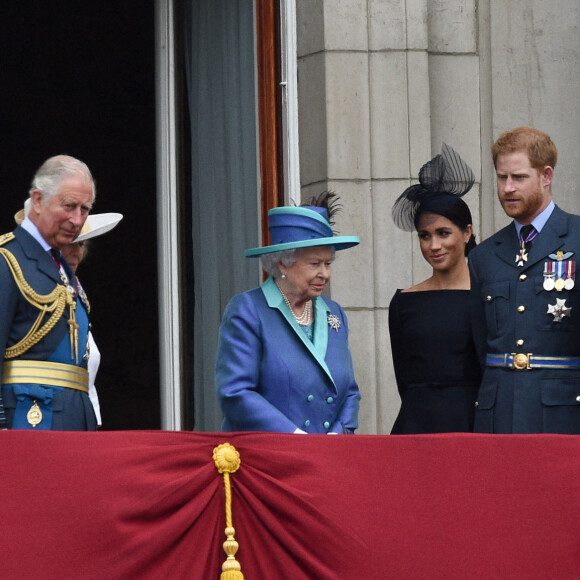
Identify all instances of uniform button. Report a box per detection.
[576,396,580,403]
[516,339,524,346]
[307,395,314,402]
[326,397,334,404]
[517,305,525,313]
[475,401,479,407]
[323,421,330,429]
[519,274,527,281]
[486,295,492,302]
[304,420,311,427]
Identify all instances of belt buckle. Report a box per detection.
[512,353,531,370]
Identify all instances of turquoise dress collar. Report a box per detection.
[261,277,335,387]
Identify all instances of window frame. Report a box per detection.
[155,0,299,429]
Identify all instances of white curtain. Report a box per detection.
[184,0,259,430]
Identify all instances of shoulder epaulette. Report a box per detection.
[0,232,15,246]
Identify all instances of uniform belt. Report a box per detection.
[486,353,580,370]
[2,360,89,392]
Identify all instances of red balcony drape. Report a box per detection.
[3,431,579,579]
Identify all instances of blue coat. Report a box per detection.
[469,205,580,433]
[0,226,96,430]
[215,277,361,433]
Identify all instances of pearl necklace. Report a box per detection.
[278,285,312,326]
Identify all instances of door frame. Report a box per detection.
[154,0,300,430]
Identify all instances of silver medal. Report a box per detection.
[547,298,572,322]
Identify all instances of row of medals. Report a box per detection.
[519,245,575,291]
[544,275,573,292]
[543,259,575,292]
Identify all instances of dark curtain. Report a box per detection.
[184,1,260,430]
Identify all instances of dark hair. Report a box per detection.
[414,193,476,256]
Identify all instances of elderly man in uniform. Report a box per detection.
[469,127,580,433]
[0,155,96,430]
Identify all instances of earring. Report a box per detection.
[281,273,286,279]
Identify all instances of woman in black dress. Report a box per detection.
[389,144,482,434]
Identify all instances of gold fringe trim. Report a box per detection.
[213,443,244,580]
[0,248,77,360]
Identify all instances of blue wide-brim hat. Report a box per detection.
[244,206,360,257]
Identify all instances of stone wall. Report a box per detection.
[296,0,580,433]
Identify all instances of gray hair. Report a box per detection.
[29,155,96,205]
[23,198,32,218]
[260,250,298,277]
[260,246,337,277]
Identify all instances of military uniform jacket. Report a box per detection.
[0,226,95,430]
[215,277,361,434]
[469,205,580,433]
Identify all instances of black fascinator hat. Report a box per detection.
[392,143,475,231]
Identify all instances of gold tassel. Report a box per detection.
[213,443,244,580]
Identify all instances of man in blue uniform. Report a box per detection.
[469,127,580,433]
[0,155,96,430]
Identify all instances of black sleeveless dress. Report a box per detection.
[388,289,482,434]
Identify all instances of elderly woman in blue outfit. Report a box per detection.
[215,193,361,434]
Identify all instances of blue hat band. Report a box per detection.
[268,212,333,245]
[244,205,360,256]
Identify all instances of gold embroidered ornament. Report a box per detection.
[213,443,244,580]
[0,247,79,362]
